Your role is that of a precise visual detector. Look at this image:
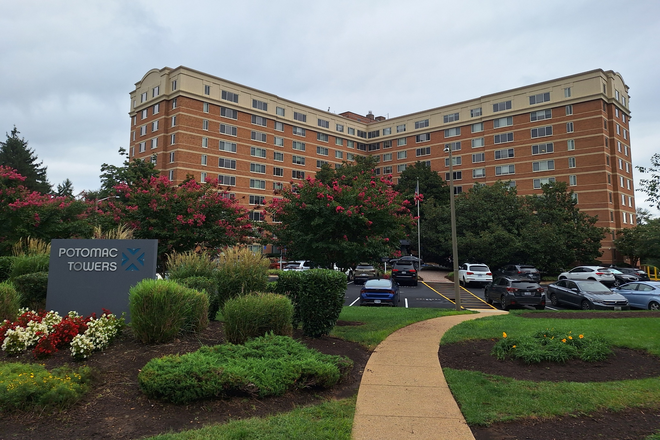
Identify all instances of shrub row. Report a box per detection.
[138,333,353,404]
[223,293,293,344]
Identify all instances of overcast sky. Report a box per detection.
[1,0,658,213]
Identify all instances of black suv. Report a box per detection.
[485,276,546,311]
[499,264,541,283]
[391,261,418,286]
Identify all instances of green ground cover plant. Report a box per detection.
[138,333,352,404]
[441,311,660,426]
[0,362,92,412]
[223,293,293,344]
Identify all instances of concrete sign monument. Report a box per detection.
[46,239,158,321]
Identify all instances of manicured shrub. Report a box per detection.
[166,250,218,280]
[274,269,347,338]
[215,247,269,308]
[223,293,293,344]
[0,362,91,412]
[12,271,48,310]
[173,276,219,321]
[9,254,49,279]
[0,256,13,282]
[0,281,20,322]
[138,333,353,404]
[129,279,209,344]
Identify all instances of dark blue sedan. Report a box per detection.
[360,278,400,307]
[611,282,660,310]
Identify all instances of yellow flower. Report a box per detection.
[579,334,584,339]
[503,332,507,338]
[512,345,517,348]
[562,338,567,343]
[568,336,573,340]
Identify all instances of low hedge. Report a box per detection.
[12,272,48,310]
[10,254,49,279]
[223,293,293,344]
[138,334,353,404]
[0,256,13,283]
[0,281,20,321]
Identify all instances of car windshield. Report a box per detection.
[519,265,536,270]
[511,280,539,286]
[575,281,612,293]
[470,265,489,272]
[356,265,374,270]
[364,279,391,288]
[608,268,623,274]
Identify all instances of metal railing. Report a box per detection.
[642,265,659,281]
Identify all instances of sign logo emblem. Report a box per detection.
[122,248,145,271]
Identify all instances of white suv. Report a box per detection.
[458,263,493,287]
[557,266,616,286]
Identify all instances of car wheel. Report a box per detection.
[613,279,621,287]
[649,301,660,311]
[558,276,567,280]
[535,305,545,310]
[413,280,418,287]
[550,293,559,306]
[485,289,493,304]
[581,300,592,310]
[459,277,464,287]
[500,295,509,311]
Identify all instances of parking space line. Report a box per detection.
[405,298,409,308]
[460,286,498,309]
[421,282,461,305]
[349,297,360,306]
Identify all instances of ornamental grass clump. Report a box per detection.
[492,328,612,364]
[166,250,218,280]
[138,333,353,404]
[0,281,20,321]
[174,276,219,321]
[129,279,208,344]
[223,293,293,344]
[214,246,269,308]
[0,362,91,412]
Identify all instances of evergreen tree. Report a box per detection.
[56,178,75,197]
[0,126,51,193]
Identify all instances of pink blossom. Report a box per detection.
[336,205,345,213]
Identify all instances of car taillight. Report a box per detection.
[595,272,605,276]
[536,288,544,292]
[506,287,517,292]
[487,272,492,276]
[409,269,416,273]
[466,271,474,275]
[517,271,522,274]
[392,269,399,272]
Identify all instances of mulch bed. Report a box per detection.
[439,311,660,440]
[0,320,371,440]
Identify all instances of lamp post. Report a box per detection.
[444,145,461,311]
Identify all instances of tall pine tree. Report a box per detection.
[0,126,51,193]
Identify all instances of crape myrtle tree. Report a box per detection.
[266,162,415,271]
[94,175,255,264]
[0,127,51,194]
[0,166,92,255]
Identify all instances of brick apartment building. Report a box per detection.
[129,67,635,263]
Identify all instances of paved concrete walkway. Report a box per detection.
[352,310,506,440]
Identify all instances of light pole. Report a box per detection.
[416,177,421,264]
[444,145,461,311]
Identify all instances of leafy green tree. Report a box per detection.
[636,153,660,211]
[56,179,74,197]
[614,227,646,267]
[636,207,654,225]
[0,127,51,194]
[395,161,449,206]
[97,147,159,198]
[267,171,415,271]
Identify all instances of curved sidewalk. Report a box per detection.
[352,310,506,440]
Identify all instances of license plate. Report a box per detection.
[524,292,531,296]
[401,271,407,274]
[614,306,621,311]
[374,300,381,304]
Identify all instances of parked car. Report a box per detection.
[353,264,377,285]
[610,266,650,281]
[282,260,314,271]
[557,266,616,286]
[611,281,660,310]
[458,263,492,287]
[391,260,418,286]
[547,279,629,310]
[359,278,400,306]
[607,268,639,286]
[499,264,541,283]
[485,276,546,311]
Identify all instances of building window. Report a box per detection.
[569,175,577,186]
[274,167,284,177]
[202,120,209,131]
[336,123,344,132]
[624,145,629,156]
[357,130,367,138]
[618,158,623,170]
[274,121,284,132]
[203,102,209,113]
[335,151,343,159]
[201,154,207,166]
[220,107,237,119]
[153,103,160,114]
[494,132,514,144]
[531,143,553,155]
[397,151,407,160]
[416,133,430,143]
[140,92,147,103]
[533,177,555,189]
[200,172,207,181]
[623,129,628,140]
[292,126,306,136]
[218,175,236,186]
[170,134,175,145]
[252,115,267,127]
[493,100,512,112]
[152,121,159,132]
[529,92,550,105]
[444,157,461,166]
[471,138,485,148]
[273,182,284,191]
[367,130,380,139]
[531,126,553,138]
[566,122,574,133]
[565,105,573,116]
[532,160,555,172]
[335,137,343,146]
[172,99,177,109]
[274,137,284,147]
[274,151,284,162]
[416,147,431,157]
[139,142,146,153]
[171,80,177,91]
[292,155,305,165]
[251,131,267,143]
[567,139,575,150]
[470,107,482,117]
[252,99,267,111]
[564,87,571,98]
[318,118,329,129]
[494,116,513,128]
[471,122,484,133]
[292,170,305,180]
[250,163,266,174]
[472,152,485,163]
[218,158,236,169]
[250,147,267,158]
[151,138,158,149]
[444,113,459,123]
[444,127,460,137]
[317,146,329,156]
[293,112,306,122]
[202,137,208,148]
[530,110,552,122]
[453,186,463,194]
[317,133,329,142]
[397,164,407,173]
[627,179,631,190]
[276,106,285,116]
[222,90,238,103]
[348,127,355,135]
[250,179,266,189]
[368,143,380,152]
[316,160,328,168]
[397,124,406,133]
[446,141,461,151]
[168,170,174,181]
[346,153,354,160]
[397,138,407,146]
[495,165,515,176]
[473,168,486,178]
[249,195,266,205]
[383,127,391,135]
[445,171,462,180]
[383,153,393,162]
[220,124,237,136]
[568,157,576,168]
[219,141,237,153]
[629,196,633,207]
[494,148,514,160]
[204,85,211,95]
[292,141,306,151]
[625,162,629,173]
